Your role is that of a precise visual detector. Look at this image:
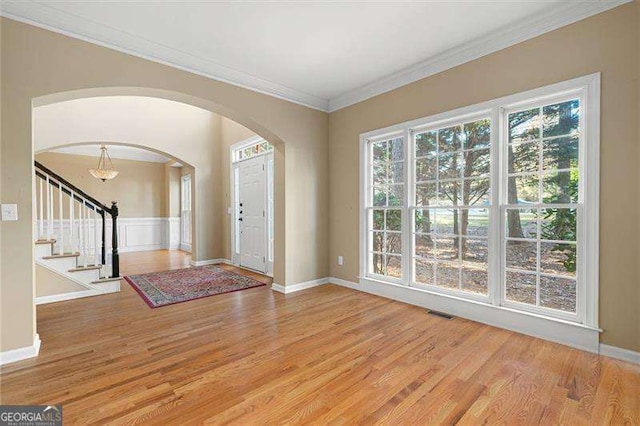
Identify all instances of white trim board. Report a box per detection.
[271,278,329,294]
[189,258,232,267]
[0,0,630,113]
[35,287,118,305]
[0,334,41,366]
[599,344,640,365]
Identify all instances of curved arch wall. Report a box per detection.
[35,96,227,264]
[0,18,329,353]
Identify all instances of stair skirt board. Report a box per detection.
[36,282,121,305]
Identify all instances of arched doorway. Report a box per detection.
[32,88,286,287]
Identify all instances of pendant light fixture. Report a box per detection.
[89,145,119,182]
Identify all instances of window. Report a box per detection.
[503,98,580,317]
[367,136,404,281]
[413,118,491,296]
[267,156,275,263]
[233,138,273,162]
[360,75,599,327]
[181,174,192,249]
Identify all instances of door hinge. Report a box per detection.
[262,164,265,171]
[263,256,266,263]
[263,210,265,217]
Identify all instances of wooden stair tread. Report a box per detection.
[42,253,80,259]
[35,239,56,245]
[68,265,102,272]
[91,276,123,284]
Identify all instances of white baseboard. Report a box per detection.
[328,276,359,289]
[190,258,232,267]
[271,277,329,294]
[599,344,640,365]
[0,334,41,366]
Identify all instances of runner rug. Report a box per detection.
[124,265,267,308]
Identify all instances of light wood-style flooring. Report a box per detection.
[0,250,638,424]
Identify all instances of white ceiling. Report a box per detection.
[1,0,629,111]
[50,144,174,164]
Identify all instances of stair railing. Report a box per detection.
[34,161,120,278]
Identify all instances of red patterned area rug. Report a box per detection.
[124,265,267,308]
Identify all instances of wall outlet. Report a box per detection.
[337,256,344,266]
[227,207,232,215]
[1,204,18,221]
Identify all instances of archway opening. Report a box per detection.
[31,89,287,307]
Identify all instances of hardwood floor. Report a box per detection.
[1,250,638,424]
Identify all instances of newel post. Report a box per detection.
[111,201,120,278]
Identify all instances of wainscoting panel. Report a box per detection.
[36,217,181,253]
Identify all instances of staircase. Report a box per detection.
[34,161,122,303]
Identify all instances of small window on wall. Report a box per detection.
[234,139,273,162]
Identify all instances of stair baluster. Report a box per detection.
[46,175,52,239]
[58,179,64,254]
[38,178,44,239]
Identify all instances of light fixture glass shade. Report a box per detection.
[89,145,119,182]
[89,168,119,181]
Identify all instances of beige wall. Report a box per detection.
[35,152,168,218]
[329,3,640,351]
[165,165,182,218]
[0,17,329,353]
[35,264,86,298]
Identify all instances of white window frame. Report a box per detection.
[359,74,600,345]
[180,174,192,252]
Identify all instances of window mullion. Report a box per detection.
[489,107,502,306]
[404,129,413,286]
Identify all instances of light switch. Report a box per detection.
[1,204,18,221]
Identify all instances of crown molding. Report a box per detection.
[328,0,631,112]
[1,0,630,114]
[0,1,330,112]
[50,145,170,163]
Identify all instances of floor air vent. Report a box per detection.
[426,309,454,320]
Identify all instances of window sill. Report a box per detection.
[355,275,601,353]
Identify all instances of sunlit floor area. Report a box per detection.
[0,250,638,424]
[120,249,192,275]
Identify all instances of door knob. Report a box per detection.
[238,218,243,221]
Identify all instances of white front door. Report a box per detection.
[239,156,267,272]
